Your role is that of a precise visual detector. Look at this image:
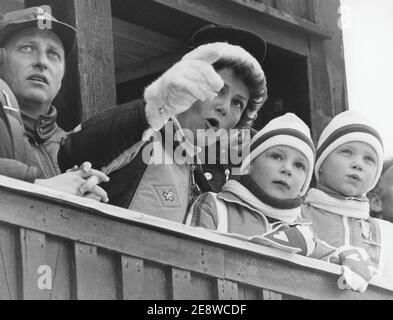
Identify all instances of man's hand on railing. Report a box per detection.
[331,246,378,293]
[35,162,110,203]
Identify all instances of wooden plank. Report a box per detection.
[45,236,72,300]
[314,0,347,117]
[260,0,276,8]
[121,255,144,300]
[262,289,283,300]
[171,267,192,300]
[0,188,225,279]
[26,0,117,129]
[238,285,260,300]
[74,243,119,300]
[275,0,293,14]
[112,17,183,53]
[0,223,19,300]
[19,229,50,300]
[191,274,216,300]
[223,249,393,300]
[0,0,24,14]
[307,0,320,24]
[73,243,98,300]
[144,262,170,300]
[116,51,184,85]
[112,18,184,67]
[307,38,334,141]
[151,0,311,56]
[217,279,238,300]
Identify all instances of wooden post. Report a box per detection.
[19,229,51,300]
[171,267,192,300]
[121,255,144,300]
[217,279,239,300]
[0,224,19,300]
[25,0,117,130]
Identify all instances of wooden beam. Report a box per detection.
[116,51,185,85]
[112,17,183,53]
[150,0,331,55]
[25,0,117,129]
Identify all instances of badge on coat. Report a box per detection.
[153,185,181,208]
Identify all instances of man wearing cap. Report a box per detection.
[0,6,77,178]
[0,7,111,201]
[58,24,268,223]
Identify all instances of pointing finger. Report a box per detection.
[183,45,222,65]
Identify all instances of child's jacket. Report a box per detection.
[187,179,334,258]
[302,188,393,279]
[187,179,304,234]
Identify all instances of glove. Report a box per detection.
[144,48,224,131]
[332,246,377,293]
[260,223,316,256]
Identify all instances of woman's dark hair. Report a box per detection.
[213,58,267,128]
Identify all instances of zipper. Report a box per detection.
[31,138,58,178]
[218,195,271,230]
[343,216,350,246]
[188,164,198,204]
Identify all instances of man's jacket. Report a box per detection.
[21,106,66,178]
[0,79,43,182]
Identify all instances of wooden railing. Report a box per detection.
[0,175,392,300]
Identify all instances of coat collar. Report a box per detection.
[21,105,59,140]
[219,179,303,224]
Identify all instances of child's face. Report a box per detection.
[249,145,308,199]
[319,141,378,197]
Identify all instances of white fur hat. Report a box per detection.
[240,113,315,196]
[315,110,384,190]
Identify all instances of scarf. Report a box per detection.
[305,187,370,219]
[221,177,302,224]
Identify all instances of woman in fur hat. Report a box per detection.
[59,25,268,224]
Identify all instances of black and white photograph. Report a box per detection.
[0,0,392,305]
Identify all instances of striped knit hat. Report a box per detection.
[240,113,315,196]
[315,110,384,190]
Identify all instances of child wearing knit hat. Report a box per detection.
[186,113,333,257]
[302,110,393,292]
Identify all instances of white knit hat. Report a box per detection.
[240,113,315,196]
[315,110,384,190]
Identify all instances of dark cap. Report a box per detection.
[189,24,267,63]
[0,6,77,56]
